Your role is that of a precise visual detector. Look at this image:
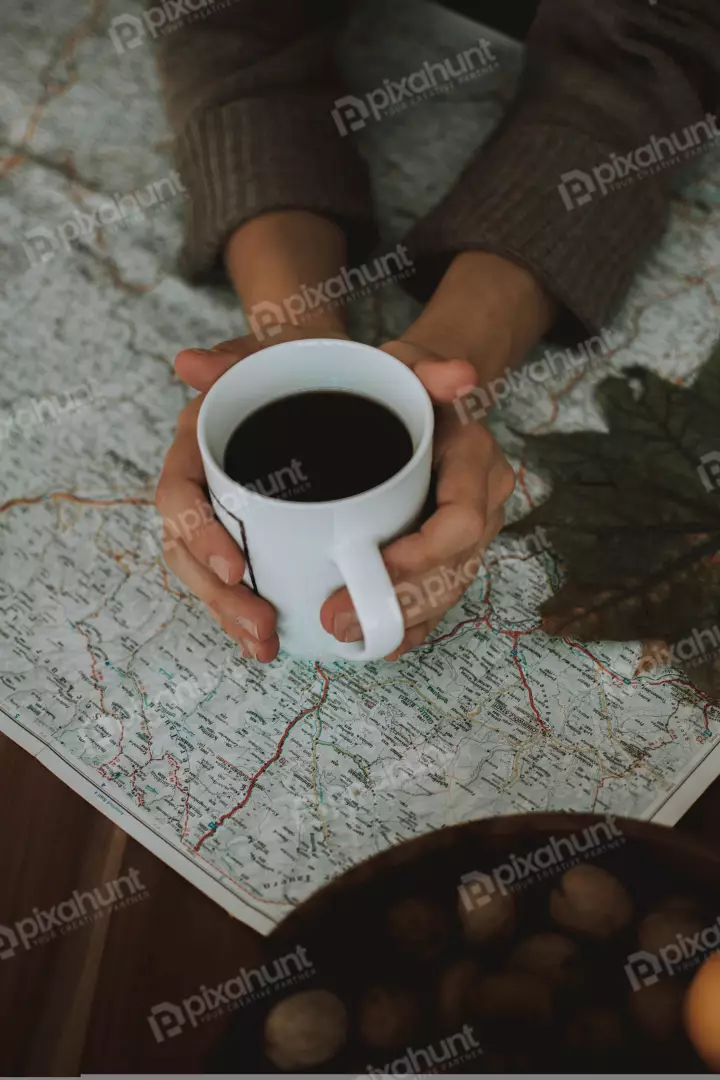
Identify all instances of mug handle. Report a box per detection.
[332,540,406,661]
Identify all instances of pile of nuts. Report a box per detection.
[235,840,716,1073]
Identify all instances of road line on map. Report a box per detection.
[193,663,330,851]
[0,492,153,514]
[510,631,548,733]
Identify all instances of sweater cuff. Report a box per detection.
[401,120,669,341]
[174,95,376,280]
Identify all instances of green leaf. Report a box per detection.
[506,341,720,699]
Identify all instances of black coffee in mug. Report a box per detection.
[223,390,414,502]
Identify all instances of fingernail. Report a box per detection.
[209,555,231,583]
[333,611,361,642]
[236,615,259,637]
[241,638,261,660]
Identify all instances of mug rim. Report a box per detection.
[197,337,435,512]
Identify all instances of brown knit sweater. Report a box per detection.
[156,0,720,340]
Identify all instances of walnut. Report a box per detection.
[438,959,481,1028]
[638,897,704,955]
[358,986,419,1050]
[264,989,347,1069]
[387,897,446,955]
[470,973,553,1025]
[457,879,515,943]
[507,933,582,987]
[550,864,632,938]
[566,1007,624,1051]
[628,980,686,1040]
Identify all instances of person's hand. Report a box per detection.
[320,251,558,660]
[156,208,352,662]
[320,339,516,659]
[155,327,349,663]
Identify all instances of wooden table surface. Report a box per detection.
[1,732,718,1076]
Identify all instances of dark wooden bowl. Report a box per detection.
[214,814,720,1073]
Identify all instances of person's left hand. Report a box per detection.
[320,339,516,660]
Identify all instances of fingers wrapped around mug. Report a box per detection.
[321,406,515,660]
[155,397,278,662]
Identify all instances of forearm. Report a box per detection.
[154,0,373,280]
[225,211,350,337]
[402,0,720,339]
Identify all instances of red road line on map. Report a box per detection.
[647,676,709,695]
[510,632,548,732]
[130,769,145,807]
[428,615,547,730]
[1,0,107,178]
[168,753,193,839]
[427,610,543,648]
[97,715,127,777]
[129,751,192,832]
[429,619,711,736]
[591,757,647,811]
[426,617,483,646]
[640,701,682,754]
[130,755,161,797]
[516,448,535,509]
[193,663,330,851]
[563,638,628,685]
[703,703,712,734]
[0,492,153,514]
[565,638,715,704]
[75,622,107,716]
[72,622,129,781]
[592,772,619,811]
[129,753,164,803]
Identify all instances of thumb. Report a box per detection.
[174,335,257,394]
[380,340,477,404]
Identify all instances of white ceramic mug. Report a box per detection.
[197,338,434,662]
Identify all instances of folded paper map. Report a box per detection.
[1,0,719,933]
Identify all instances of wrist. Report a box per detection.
[403,251,558,378]
[225,210,349,339]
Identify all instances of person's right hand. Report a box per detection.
[155,328,348,663]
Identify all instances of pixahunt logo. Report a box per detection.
[364,1025,482,1075]
[558,113,720,210]
[22,171,187,267]
[454,329,618,422]
[109,0,236,53]
[625,915,720,991]
[0,383,96,443]
[0,869,147,960]
[396,551,489,620]
[668,625,720,669]
[699,451,720,494]
[147,945,314,1043]
[248,244,414,341]
[332,39,497,135]
[243,459,311,500]
[636,624,720,677]
[458,815,624,909]
[494,525,553,561]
